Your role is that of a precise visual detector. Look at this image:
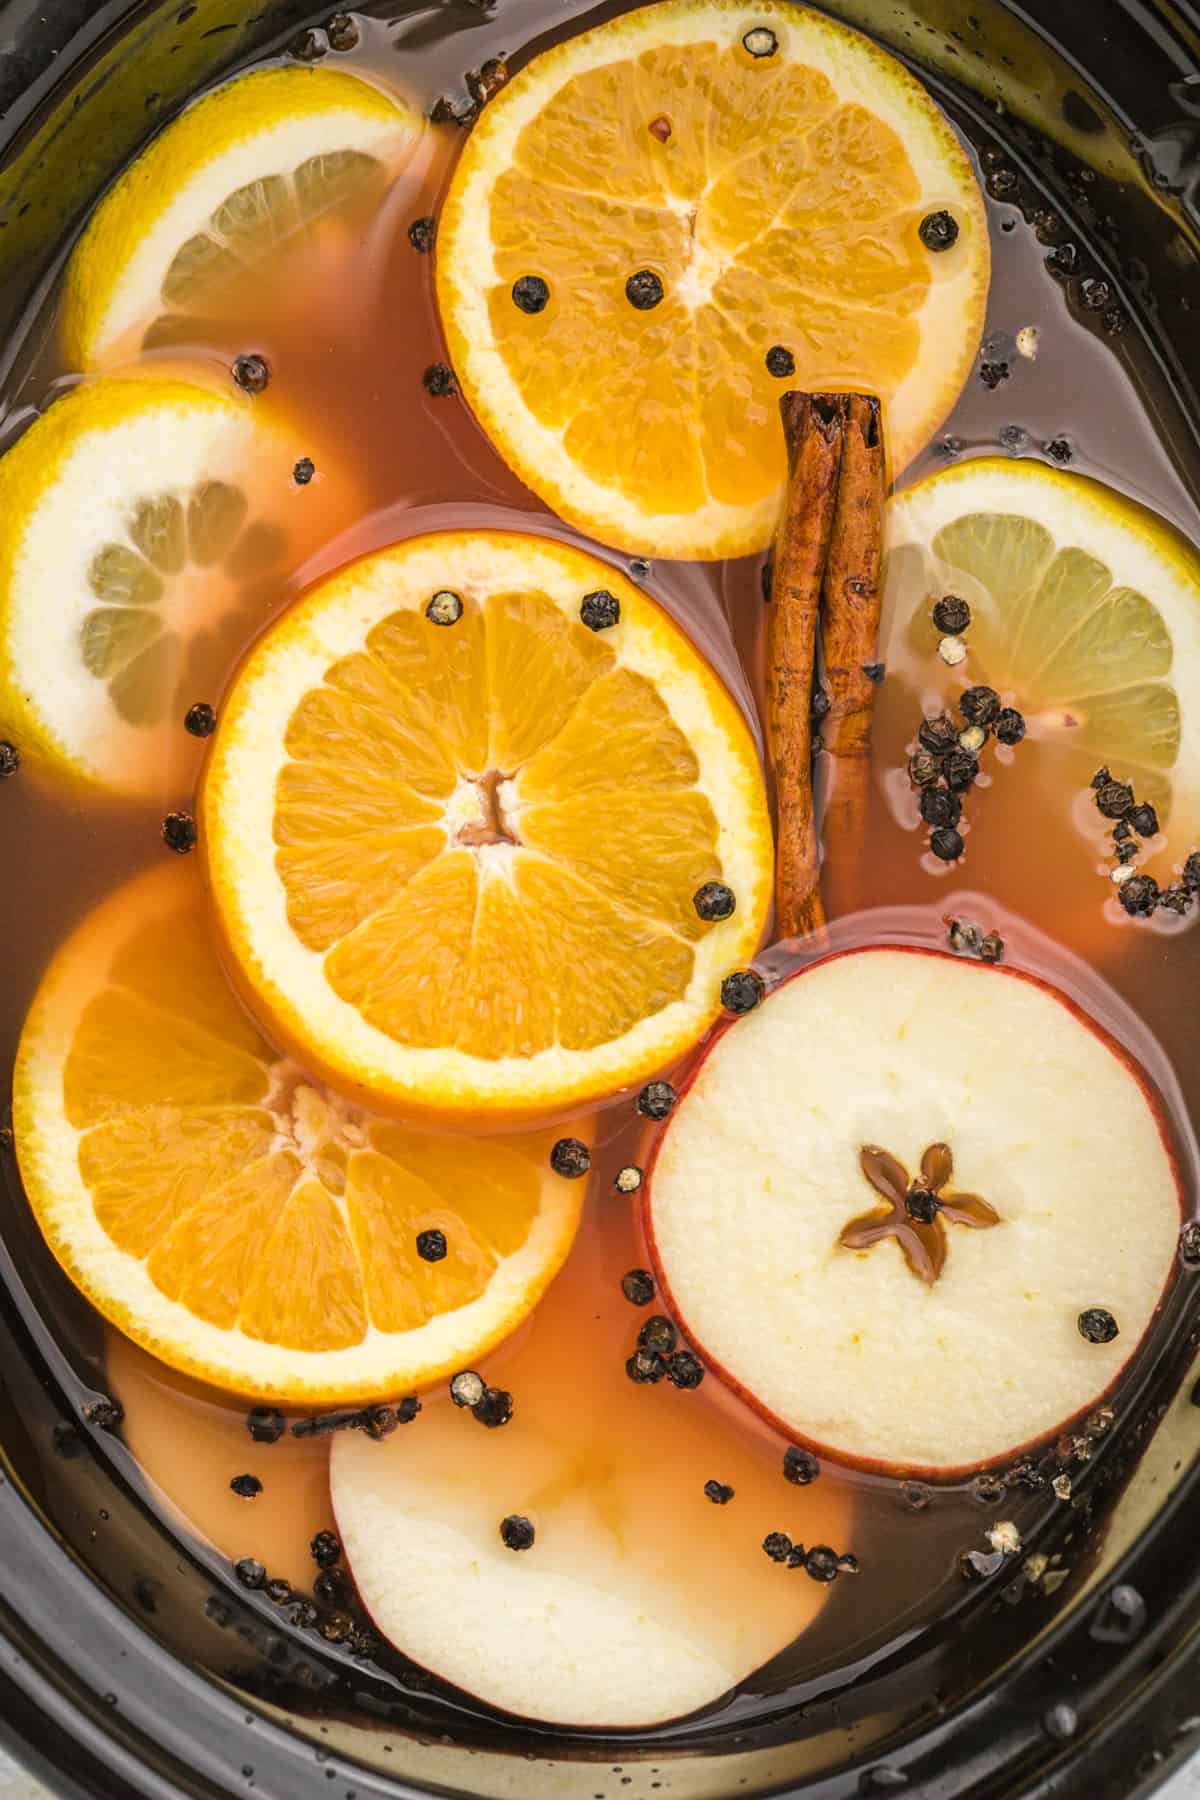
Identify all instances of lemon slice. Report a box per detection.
[61,66,423,369]
[436,0,988,559]
[14,861,582,1403]
[0,376,345,798]
[882,457,1200,845]
[201,531,772,1124]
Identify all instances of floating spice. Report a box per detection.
[765,345,795,378]
[246,1406,284,1443]
[416,1228,448,1261]
[804,1545,840,1582]
[408,216,436,253]
[550,1137,590,1178]
[83,1396,124,1430]
[693,880,736,921]
[626,1347,667,1384]
[919,209,959,252]
[1077,1307,1119,1344]
[184,702,216,737]
[311,1530,341,1569]
[423,362,457,397]
[232,354,269,394]
[500,1514,535,1551]
[638,1315,677,1354]
[721,969,765,1013]
[841,1142,998,1284]
[512,275,550,314]
[450,1370,485,1408]
[763,1531,792,1561]
[472,1386,514,1428]
[292,457,315,486]
[579,588,620,630]
[614,1165,643,1193]
[466,58,509,106]
[234,1557,266,1590]
[625,269,664,309]
[230,1473,262,1499]
[637,1081,676,1121]
[938,634,967,666]
[162,811,197,854]
[326,13,360,51]
[621,1268,655,1306]
[667,1350,705,1389]
[704,1479,734,1505]
[932,594,970,634]
[783,1446,820,1486]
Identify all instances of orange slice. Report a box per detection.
[201,531,772,1124]
[436,0,989,559]
[13,861,582,1402]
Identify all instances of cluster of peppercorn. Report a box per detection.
[231,1527,376,1656]
[1091,766,1200,918]
[626,1312,706,1389]
[762,1534,857,1582]
[910,695,1026,863]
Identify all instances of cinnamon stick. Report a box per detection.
[765,393,846,939]
[818,393,886,892]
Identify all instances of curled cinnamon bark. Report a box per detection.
[766,391,886,938]
[765,393,846,938]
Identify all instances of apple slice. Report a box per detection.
[332,1197,852,1728]
[647,947,1182,1478]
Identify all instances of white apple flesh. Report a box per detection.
[647,948,1182,1477]
[332,1198,851,1728]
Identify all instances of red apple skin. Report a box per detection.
[643,944,1186,1485]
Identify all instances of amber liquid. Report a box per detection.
[2,0,1200,1760]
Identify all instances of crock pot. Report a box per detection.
[3,1,1200,1794]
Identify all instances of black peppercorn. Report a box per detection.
[693,880,736,921]
[423,362,457,397]
[466,58,509,105]
[1116,840,1139,865]
[638,1315,677,1355]
[233,354,269,393]
[905,1188,941,1224]
[1113,819,1132,841]
[1128,802,1159,838]
[184,702,216,737]
[804,1545,840,1582]
[264,1578,292,1605]
[472,1386,514,1428]
[426,589,464,626]
[919,787,962,829]
[348,1627,377,1659]
[994,707,1026,745]
[909,749,941,788]
[83,1396,125,1430]
[313,1568,350,1609]
[960,685,1000,727]
[919,210,960,252]
[288,1600,319,1630]
[626,269,665,310]
[1044,437,1073,464]
[918,714,959,756]
[763,1531,792,1562]
[783,1445,820,1485]
[408,216,436,253]
[326,13,360,51]
[550,1137,590,1178]
[637,1082,677,1121]
[230,1473,262,1499]
[500,1513,535,1550]
[1183,852,1200,891]
[162,811,197,853]
[512,275,550,314]
[621,1268,655,1306]
[293,457,315,486]
[1159,884,1192,914]
[667,1350,705,1389]
[930,826,965,862]
[1077,1307,1119,1344]
[234,1557,266,1589]
[704,1479,734,1505]
[1118,874,1159,917]
[320,1611,353,1644]
[932,595,971,634]
[979,931,1005,964]
[450,1370,485,1408]
[1095,779,1135,819]
[942,750,978,791]
[979,360,1010,390]
[969,1473,1007,1506]
[765,344,795,377]
[580,589,620,630]
[311,1530,342,1569]
[248,1404,286,1447]
[626,1348,667,1384]
[416,1228,447,1261]
[721,969,765,1014]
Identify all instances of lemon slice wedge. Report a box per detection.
[883,457,1200,848]
[0,375,351,798]
[62,66,423,369]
